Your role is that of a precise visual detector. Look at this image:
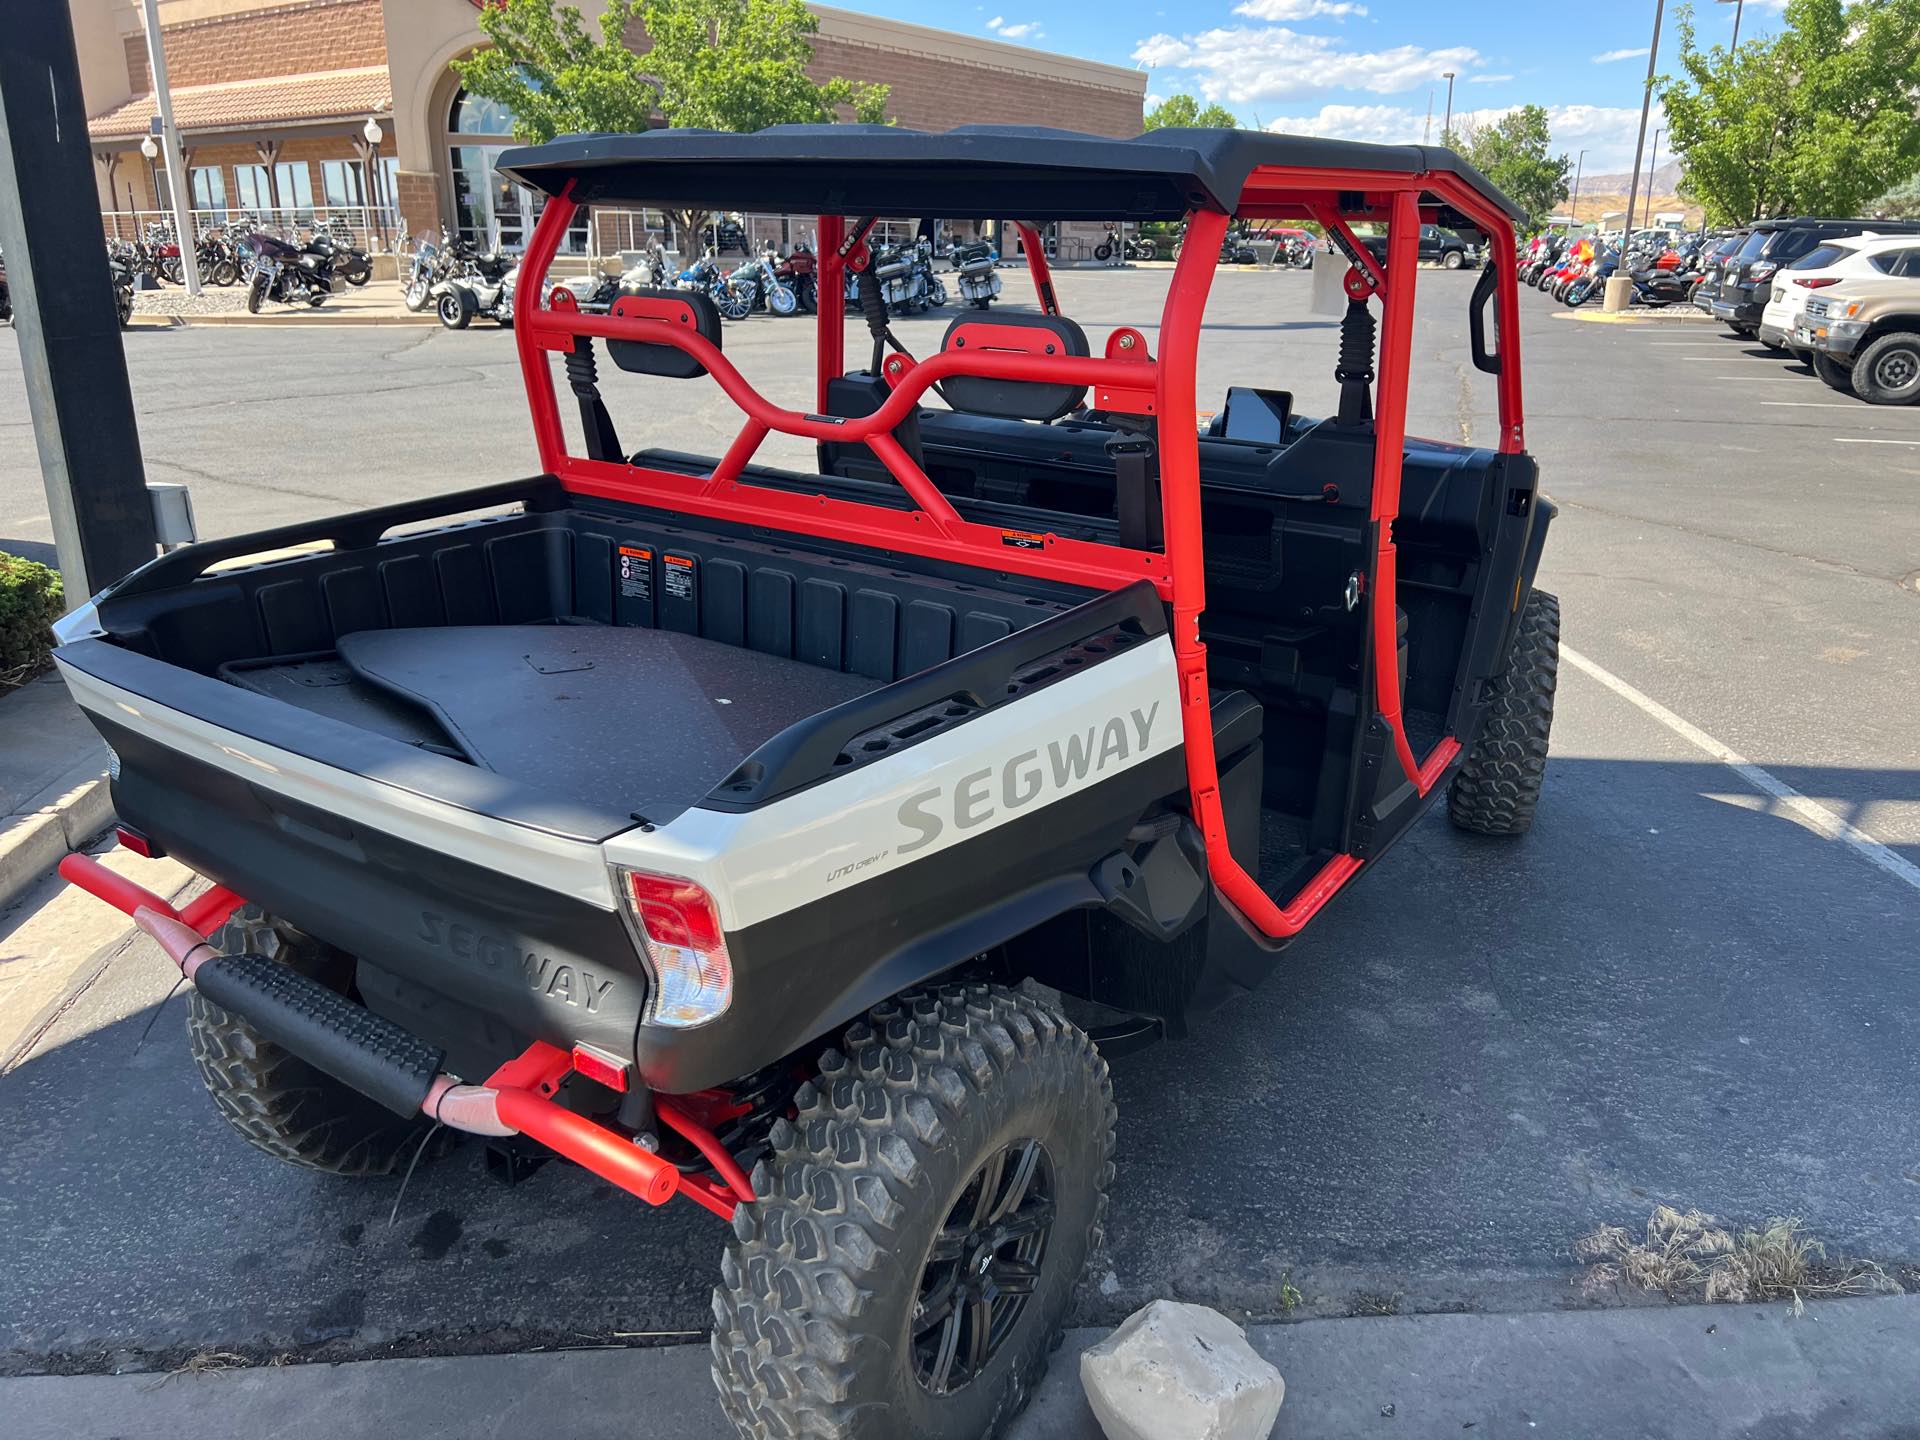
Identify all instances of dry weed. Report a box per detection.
[1576,1207,1897,1313]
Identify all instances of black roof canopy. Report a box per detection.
[496,123,1525,225]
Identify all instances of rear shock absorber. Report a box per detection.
[1335,295,1377,428]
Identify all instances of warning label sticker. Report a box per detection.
[617,545,652,602]
[1000,529,1047,550]
[663,553,696,601]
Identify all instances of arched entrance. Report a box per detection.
[444,85,587,253]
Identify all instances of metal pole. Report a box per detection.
[1642,127,1662,230]
[1611,0,1665,310]
[0,1,160,596]
[1571,148,1587,223]
[1731,0,1743,50]
[140,0,200,295]
[1442,72,1456,140]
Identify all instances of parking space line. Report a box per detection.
[1835,437,1920,446]
[1561,645,1920,895]
[1760,401,1865,409]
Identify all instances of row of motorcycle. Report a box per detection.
[105,218,377,315]
[1516,229,1706,308]
[399,231,1011,332]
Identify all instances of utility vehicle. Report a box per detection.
[55,124,1556,1439]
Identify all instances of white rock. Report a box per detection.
[1080,1299,1285,1440]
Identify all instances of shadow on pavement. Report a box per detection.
[0,755,1914,1373]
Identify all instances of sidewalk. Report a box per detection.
[129,283,436,328]
[6,1295,1913,1440]
[0,672,113,910]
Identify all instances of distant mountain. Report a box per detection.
[1577,160,1683,194]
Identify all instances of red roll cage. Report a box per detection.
[512,165,1525,944]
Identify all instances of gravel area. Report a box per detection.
[131,287,253,316]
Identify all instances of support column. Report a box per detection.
[0,3,158,598]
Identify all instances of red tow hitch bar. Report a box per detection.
[57,851,751,1221]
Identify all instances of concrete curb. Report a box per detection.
[0,763,114,914]
[131,311,437,328]
[7,1296,1917,1440]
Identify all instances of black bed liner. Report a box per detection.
[331,625,877,823]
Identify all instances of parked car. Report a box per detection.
[1793,271,1920,404]
[1759,234,1920,351]
[1710,217,1920,338]
[1690,229,1751,316]
[1363,223,1483,269]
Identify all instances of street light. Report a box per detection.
[1607,0,1665,312]
[361,115,384,248]
[139,133,160,215]
[1441,71,1456,141]
[1571,147,1588,224]
[1716,0,1745,52]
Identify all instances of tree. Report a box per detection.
[1447,106,1570,228]
[1659,0,1920,224]
[453,0,890,251]
[1143,94,1242,131]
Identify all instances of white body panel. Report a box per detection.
[1760,234,1918,338]
[604,635,1184,930]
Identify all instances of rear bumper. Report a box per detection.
[1758,321,1790,347]
[1712,293,1763,325]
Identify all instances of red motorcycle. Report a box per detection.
[775,244,817,313]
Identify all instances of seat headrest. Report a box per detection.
[940,312,1090,422]
[605,286,723,379]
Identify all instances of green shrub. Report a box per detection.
[0,551,65,685]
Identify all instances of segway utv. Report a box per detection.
[53,124,1554,1438]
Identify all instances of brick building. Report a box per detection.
[75,0,1146,252]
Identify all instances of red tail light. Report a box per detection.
[620,870,733,1028]
[1792,276,1840,289]
[115,824,160,858]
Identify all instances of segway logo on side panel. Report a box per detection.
[894,702,1160,855]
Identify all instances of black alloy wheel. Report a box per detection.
[911,1138,1056,1396]
[1852,333,1920,406]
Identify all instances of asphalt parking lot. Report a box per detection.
[1,268,1917,1371]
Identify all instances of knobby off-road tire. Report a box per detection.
[712,983,1116,1440]
[1448,588,1560,836]
[186,906,452,1176]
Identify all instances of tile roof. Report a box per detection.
[89,67,392,140]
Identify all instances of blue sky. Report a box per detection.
[832,0,1790,174]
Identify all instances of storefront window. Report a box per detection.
[320,160,365,209]
[447,82,585,254]
[233,164,272,213]
[275,161,316,222]
[450,88,519,137]
[190,166,228,220]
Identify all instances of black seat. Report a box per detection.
[940,311,1090,421]
[1210,689,1263,759]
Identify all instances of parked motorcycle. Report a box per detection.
[1275,234,1316,269]
[109,253,135,327]
[242,233,333,312]
[402,235,447,312]
[303,227,372,287]
[432,242,516,328]
[703,215,749,255]
[728,248,799,316]
[949,239,1002,309]
[1093,227,1158,262]
[775,244,818,313]
[0,248,9,324]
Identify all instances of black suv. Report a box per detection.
[1362,224,1483,269]
[1690,230,1749,315]
[1709,217,1920,335]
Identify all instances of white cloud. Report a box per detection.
[1468,72,1513,84]
[1262,100,1665,173]
[1131,27,1480,103]
[987,16,1044,39]
[1231,0,1367,19]
[1591,47,1650,63]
